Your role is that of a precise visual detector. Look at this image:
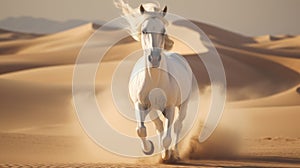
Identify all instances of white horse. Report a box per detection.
[128,5,193,161]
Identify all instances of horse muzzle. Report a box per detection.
[148,55,161,68]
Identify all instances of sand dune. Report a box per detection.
[0,20,299,166]
[0,24,95,55]
[0,28,40,42]
[231,85,300,108]
[253,35,300,50]
[0,79,72,130]
[254,34,295,43]
[17,23,100,54]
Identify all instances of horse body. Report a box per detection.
[115,1,193,161]
[129,51,193,161]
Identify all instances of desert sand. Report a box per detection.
[0,20,299,168]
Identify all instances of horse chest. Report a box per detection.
[136,75,180,106]
[129,53,192,107]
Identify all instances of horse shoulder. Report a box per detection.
[164,52,193,102]
[129,56,149,102]
[164,52,193,81]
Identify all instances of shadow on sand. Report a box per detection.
[167,156,300,168]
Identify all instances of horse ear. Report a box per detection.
[140,5,145,14]
[162,6,167,17]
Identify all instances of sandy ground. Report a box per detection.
[0,20,299,168]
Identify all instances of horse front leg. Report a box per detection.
[149,110,164,150]
[173,100,188,160]
[135,103,154,155]
[161,106,175,161]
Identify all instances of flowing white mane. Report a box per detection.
[114,0,173,50]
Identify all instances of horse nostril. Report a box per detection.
[148,55,153,62]
[158,56,161,62]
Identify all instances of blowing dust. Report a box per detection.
[179,86,241,160]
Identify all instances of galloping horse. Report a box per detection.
[128,5,193,161]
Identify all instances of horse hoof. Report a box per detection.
[161,150,181,164]
[162,149,171,161]
[142,140,154,155]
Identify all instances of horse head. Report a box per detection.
[140,5,168,68]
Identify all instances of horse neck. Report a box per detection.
[145,52,169,85]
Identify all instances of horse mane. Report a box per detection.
[114,0,174,50]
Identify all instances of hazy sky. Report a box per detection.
[0,0,299,35]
